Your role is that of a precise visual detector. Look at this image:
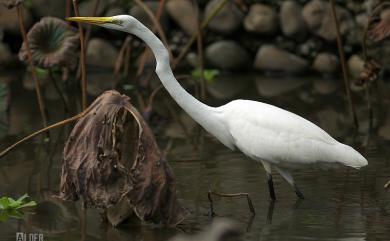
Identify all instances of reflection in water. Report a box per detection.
[0,74,389,241]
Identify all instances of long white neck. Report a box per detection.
[128,20,234,149]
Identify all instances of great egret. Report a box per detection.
[67,15,368,201]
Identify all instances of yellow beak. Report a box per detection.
[66,17,116,25]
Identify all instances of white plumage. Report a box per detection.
[67,15,368,200]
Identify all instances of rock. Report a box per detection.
[255,76,309,97]
[347,54,365,79]
[0,42,13,65]
[302,0,354,42]
[129,1,168,31]
[297,38,323,57]
[86,38,118,69]
[105,6,127,16]
[185,52,198,68]
[78,0,106,17]
[313,78,339,95]
[207,74,250,100]
[254,45,309,73]
[204,0,244,34]
[31,0,66,18]
[166,0,198,36]
[347,13,369,46]
[312,52,339,74]
[244,4,277,34]
[205,41,249,69]
[280,1,306,37]
[0,7,32,33]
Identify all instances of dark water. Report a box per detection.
[0,73,389,241]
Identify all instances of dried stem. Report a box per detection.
[84,0,100,45]
[195,4,206,101]
[48,69,70,114]
[208,190,256,217]
[0,111,85,158]
[329,0,359,128]
[17,4,49,129]
[172,0,228,69]
[66,0,72,23]
[113,36,132,80]
[134,0,171,58]
[72,0,88,110]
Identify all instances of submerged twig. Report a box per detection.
[17,4,49,129]
[329,0,358,128]
[208,190,256,217]
[72,0,88,110]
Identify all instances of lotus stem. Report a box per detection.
[17,4,49,129]
[113,36,132,80]
[72,0,88,110]
[329,0,359,128]
[48,69,70,114]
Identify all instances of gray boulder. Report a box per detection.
[166,0,198,36]
[204,0,244,34]
[280,1,306,37]
[312,52,339,74]
[206,41,249,69]
[347,54,364,79]
[302,0,354,42]
[254,45,309,73]
[87,38,118,69]
[244,4,278,34]
[129,1,169,31]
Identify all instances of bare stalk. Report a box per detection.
[329,0,359,128]
[134,0,171,58]
[17,4,49,129]
[113,36,132,80]
[0,112,85,158]
[172,0,228,69]
[73,0,88,110]
[66,0,72,23]
[48,69,70,114]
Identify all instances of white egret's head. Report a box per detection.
[66,15,140,34]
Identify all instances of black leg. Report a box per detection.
[267,173,276,201]
[294,184,305,200]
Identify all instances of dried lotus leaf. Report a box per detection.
[58,90,185,227]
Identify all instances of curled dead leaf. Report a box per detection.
[58,90,185,227]
[368,8,390,42]
[354,59,381,86]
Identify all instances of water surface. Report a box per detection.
[0,73,389,241]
